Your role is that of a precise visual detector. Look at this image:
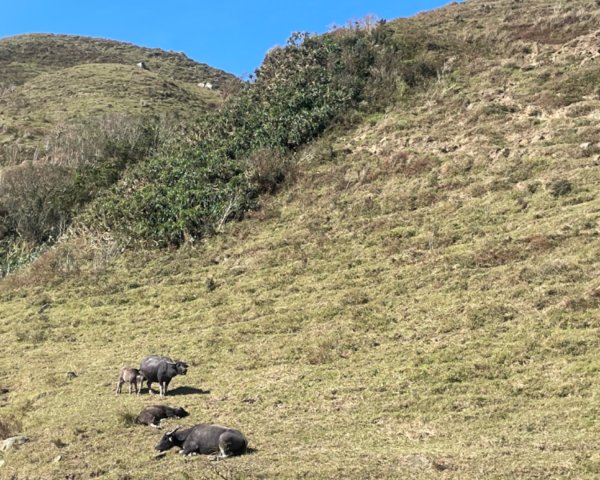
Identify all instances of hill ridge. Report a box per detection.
[0,32,234,86]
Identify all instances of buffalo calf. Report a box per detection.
[116,367,143,395]
[136,405,189,428]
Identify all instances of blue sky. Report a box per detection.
[1,1,455,77]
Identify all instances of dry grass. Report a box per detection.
[0,32,234,166]
[0,33,234,87]
[0,63,222,165]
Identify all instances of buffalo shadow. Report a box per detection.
[163,386,210,396]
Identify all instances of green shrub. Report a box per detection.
[89,22,444,245]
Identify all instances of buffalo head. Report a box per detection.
[174,407,189,417]
[175,362,188,375]
[155,426,181,452]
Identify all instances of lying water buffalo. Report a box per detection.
[139,355,188,397]
[136,405,189,428]
[155,424,248,458]
[116,367,144,395]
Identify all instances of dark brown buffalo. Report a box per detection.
[136,405,189,428]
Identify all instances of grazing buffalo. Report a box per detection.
[136,405,189,428]
[156,425,248,458]
[116,367,144,395]
[139,355,188,397]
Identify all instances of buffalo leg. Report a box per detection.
[219,446,230,459]
[150,420,162,429]
[159,380,170,396]
[179,448,197,456]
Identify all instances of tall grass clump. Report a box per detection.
[0,113,164,275]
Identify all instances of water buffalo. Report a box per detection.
[136,405,189,428]
[116,367,144,395]
[155,424,248,458]
[139,355,188,397]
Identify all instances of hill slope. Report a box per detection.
[0,33,232,87]
[0,34,234,164]
[1,63,220,130]
[0,1,600,479]
[0,34,235,266]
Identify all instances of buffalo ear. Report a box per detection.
[166,425,181,436]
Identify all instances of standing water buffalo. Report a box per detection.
[136,405,189,428]
[116,367,144,395]
[139,355,188,396]
[155,424,248,458]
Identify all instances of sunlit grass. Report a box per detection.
[1,0,600,478]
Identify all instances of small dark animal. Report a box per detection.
[136,405,189,428]
[155,424,248,458]
[139,355,188,397]
[116,367,144,395]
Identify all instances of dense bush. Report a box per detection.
[90,21,444,245]
[0,114,161,262]
[1,163,72,244]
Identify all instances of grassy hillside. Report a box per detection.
[0,33,233,87]
[0,34,233,165]
[0,34,234,270]
[0,0,600,479]
[0,63,220,149]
